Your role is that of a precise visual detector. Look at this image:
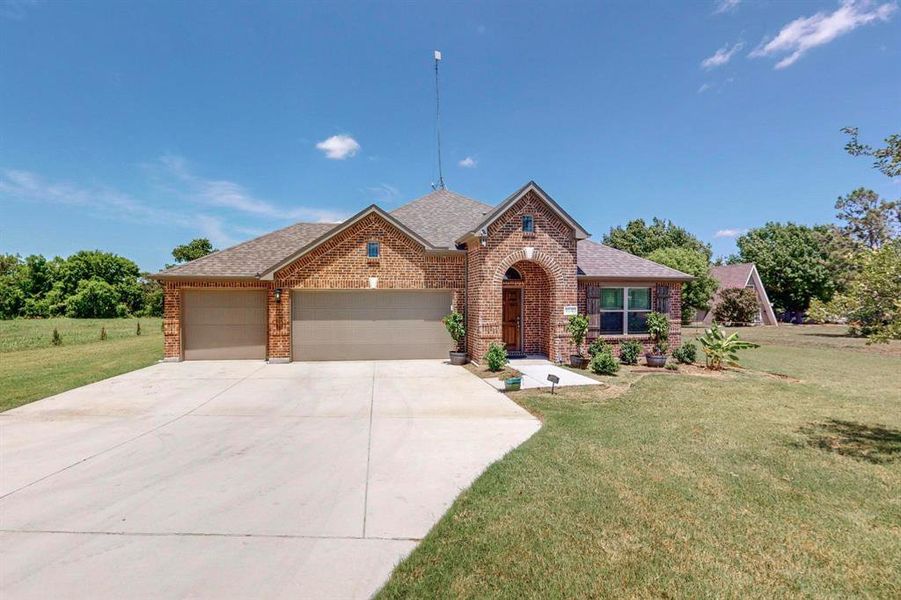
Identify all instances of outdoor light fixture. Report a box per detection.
[274,288,282,304]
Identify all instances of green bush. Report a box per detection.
[713,287,760,325]
[665,362,679,371]
[442,312,465,350]
[136,321,142,336]
[567,314,590,356]
[65,279,120,318]
[100,326,107,341]
[672,342,697,364]
[484,342,508,372]
[698,323,759,369]
[646,311,670,355]
[619,340,642,365]
[51,327,62,346]
[589,351,619,375]
[588,338,611,358]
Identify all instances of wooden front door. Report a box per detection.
[502,288,522,351]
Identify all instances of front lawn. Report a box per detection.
[0,317,162,412]
[378,326,901,598]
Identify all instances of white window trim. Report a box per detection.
[599,287,651,335]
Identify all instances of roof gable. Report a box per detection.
[390,189,492,248]
[259,205,437,278]
[457,181,589,243]
[710,263,754,289]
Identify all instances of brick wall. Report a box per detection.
[467,190,578,361]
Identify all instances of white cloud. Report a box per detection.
[714,228,747,238]
[701,41,744,69]
[0,0,40,20]
[713,0,741,15]
[750,0,897,69]
[458,156,477,168]
[315,134,361,160]
[697,83,713,94]
[155,155,345,223]
[365,183,400,203]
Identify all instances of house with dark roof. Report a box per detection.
[153,182,692,362]
[695,263,778,326]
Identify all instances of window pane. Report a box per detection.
[522,215,534,233]
[600,312,624,335]
[628,288,651,310]
[600,288,623,310]
[628,311,649,334]
[367,242,379,258]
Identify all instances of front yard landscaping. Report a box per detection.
[0,317,163,412]
[379,325,901,598]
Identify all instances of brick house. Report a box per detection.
[152,181,691,362]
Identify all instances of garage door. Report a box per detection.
[182,290,267,360]
[292,290,453,361]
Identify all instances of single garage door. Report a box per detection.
[292,290,453,361]
[182,290,267,360]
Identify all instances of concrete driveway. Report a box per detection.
[0,360,539,599]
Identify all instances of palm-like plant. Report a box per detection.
[698,323,760,370]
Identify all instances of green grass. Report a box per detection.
[379,326,901,598]
[0,318,163,412]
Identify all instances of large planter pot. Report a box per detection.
[448,351,468,366]
[570,354,588,369]
[645,353,667,368]
[504,377,522,392]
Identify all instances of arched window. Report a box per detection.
[504,267,522,281]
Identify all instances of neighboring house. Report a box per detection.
[695,263,778,326]
[152,181,692,362]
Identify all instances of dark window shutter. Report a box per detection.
[655,285,671,314]
[587,286,601,330]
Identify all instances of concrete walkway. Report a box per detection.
[0,360,539,599]
[487,359,600,391]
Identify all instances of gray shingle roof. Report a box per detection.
[390,189,493,248]
[155,221,335,278]
[576,240,693,280]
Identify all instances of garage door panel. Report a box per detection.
[292,291,453,361]
[183,291,267,360]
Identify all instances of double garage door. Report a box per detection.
[292,290,453,361]
[181,289,453,361]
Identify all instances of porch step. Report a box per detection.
[507,351,527,359]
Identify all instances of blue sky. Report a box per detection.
[1,0,899,271]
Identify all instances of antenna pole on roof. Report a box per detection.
[433,50,445,190]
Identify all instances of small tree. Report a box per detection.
[441,312,465,351]
[136,321,142,336]
[567,314,589,357]
[100,326,108,341]
[713,288,760,325]
[646,311,670,355]
[51,327,62,346]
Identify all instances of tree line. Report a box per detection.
[601,128,900,343]
[0,239,215,320]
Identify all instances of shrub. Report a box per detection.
[646,311,670,355]
[619,340,642,365]
[65,278,120,318]
[566,314,589,356]
[136,321,142,336]
[589,351,620,375]
[484,342,508,372]
[51,327,62,346]
[672,342,697,364]
[806,297,849,324]
[713,287,759,325]
[698,323,759,370]
[665,362,679,371]
[442,312,465,350]
[588,338,612,358]
[100,326,107,341]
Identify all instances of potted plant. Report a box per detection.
[442,311,468,365]
[567,314,590,368]
[644,311,670,368]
